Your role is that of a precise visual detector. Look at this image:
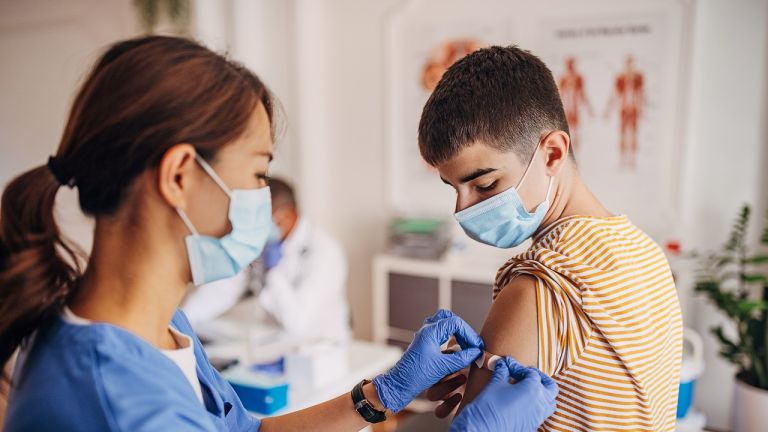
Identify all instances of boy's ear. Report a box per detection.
[542,130,571,176]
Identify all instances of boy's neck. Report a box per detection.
[539,167,612,230]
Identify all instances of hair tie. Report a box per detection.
[47,156,76,188]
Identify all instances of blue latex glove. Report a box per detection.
[450,357,558,432]
[373,310,483,413]
[262,241,283,270]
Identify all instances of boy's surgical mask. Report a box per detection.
[455,146,552,249]
[176,155,272,286]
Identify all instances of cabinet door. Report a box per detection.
[451,280,492,331]
[388,272,439,332]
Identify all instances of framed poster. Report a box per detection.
[384,0,516,217]
[529,0,694,240]
[384,0,694,241]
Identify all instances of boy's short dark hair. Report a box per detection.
[418,45,570,166]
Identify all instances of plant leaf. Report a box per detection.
[762,209,768,245]
[726,205,750,252]
[746,255,768,265]
[737,299,768,315]
[743,274,768,284]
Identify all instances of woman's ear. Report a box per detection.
[542,130,571,176]
[157,144,197,210]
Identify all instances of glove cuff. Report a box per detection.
[371,374,407,413]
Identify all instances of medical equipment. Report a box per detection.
[224,367,289,415]
[474,351,501,371]
[676,328,706,431]
[284,341,348,388]
[177,155,273,286]
[454,145,553,249]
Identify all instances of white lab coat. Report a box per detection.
[182,218,351,342]
[258,218,351,341]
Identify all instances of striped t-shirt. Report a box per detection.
[494,215,682,431]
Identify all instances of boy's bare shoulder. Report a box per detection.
[458,274,539,414]
[482,274,538,367]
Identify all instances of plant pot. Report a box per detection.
[733,373,768,432]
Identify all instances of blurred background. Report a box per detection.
[1,0,767,430]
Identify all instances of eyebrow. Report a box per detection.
[458,168,497,184]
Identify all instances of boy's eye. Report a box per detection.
[477,181,497,193]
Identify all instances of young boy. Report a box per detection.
[419,46,682,431]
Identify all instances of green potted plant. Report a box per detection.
[695,204,768,432]
[133,0,191,35]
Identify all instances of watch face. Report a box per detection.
[354,400,371,411]
[352,379,386,423]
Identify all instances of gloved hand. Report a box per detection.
[450,357,558,432]
[262,241,283,270]
[372,310,483,413]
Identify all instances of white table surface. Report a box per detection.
[195,309,402,419]
[267,340,402,417]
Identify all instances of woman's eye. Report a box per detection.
[256,173,270,185]
[477,181,497,192]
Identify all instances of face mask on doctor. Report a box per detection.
[176,154,272,286]
[454,143,553,249]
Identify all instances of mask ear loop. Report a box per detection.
[514,147,539,190]
[544,176,554,201]
[176,208,199,236]
[515,131,555,190]
[194,154,232,198]
[174,153,231,237]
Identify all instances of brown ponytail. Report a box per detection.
[0,166,84,379]
[0,35,277,382]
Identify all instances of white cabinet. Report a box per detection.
[372,254,502,347]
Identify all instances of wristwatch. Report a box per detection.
[351,379,387,423]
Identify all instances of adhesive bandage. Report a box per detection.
[474,351,502,370]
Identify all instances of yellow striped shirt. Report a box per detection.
[494,215,682,431]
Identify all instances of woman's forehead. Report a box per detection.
[244,102,273,152]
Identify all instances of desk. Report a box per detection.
[198,315,402,418]
[266,340,402,417]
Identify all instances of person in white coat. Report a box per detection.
[182,177,351,342]
[257,177,351,341]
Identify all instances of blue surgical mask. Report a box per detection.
[454,148,553,249]
[268,221,282,243]
[176,155,272,286]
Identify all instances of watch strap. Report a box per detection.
[351,379,387,423]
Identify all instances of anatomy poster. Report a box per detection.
[384,0,691,240]
[534,11,689,238]
[385,0,514,216]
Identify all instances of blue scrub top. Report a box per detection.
[4,310,260,431]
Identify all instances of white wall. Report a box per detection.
[287,0,768,428]
[291,0,401,339]
[1,1,766,427]
[193,0,299,178]
[682,0,768,428]
[0,0,137,251]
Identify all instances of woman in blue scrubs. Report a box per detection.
[0,36,556,431]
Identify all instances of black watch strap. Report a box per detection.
[351,379,387,423]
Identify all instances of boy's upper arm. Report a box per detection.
[457,275,538,413]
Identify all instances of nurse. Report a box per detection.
[0,36,556,431]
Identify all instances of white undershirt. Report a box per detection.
[61,307,204,404]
